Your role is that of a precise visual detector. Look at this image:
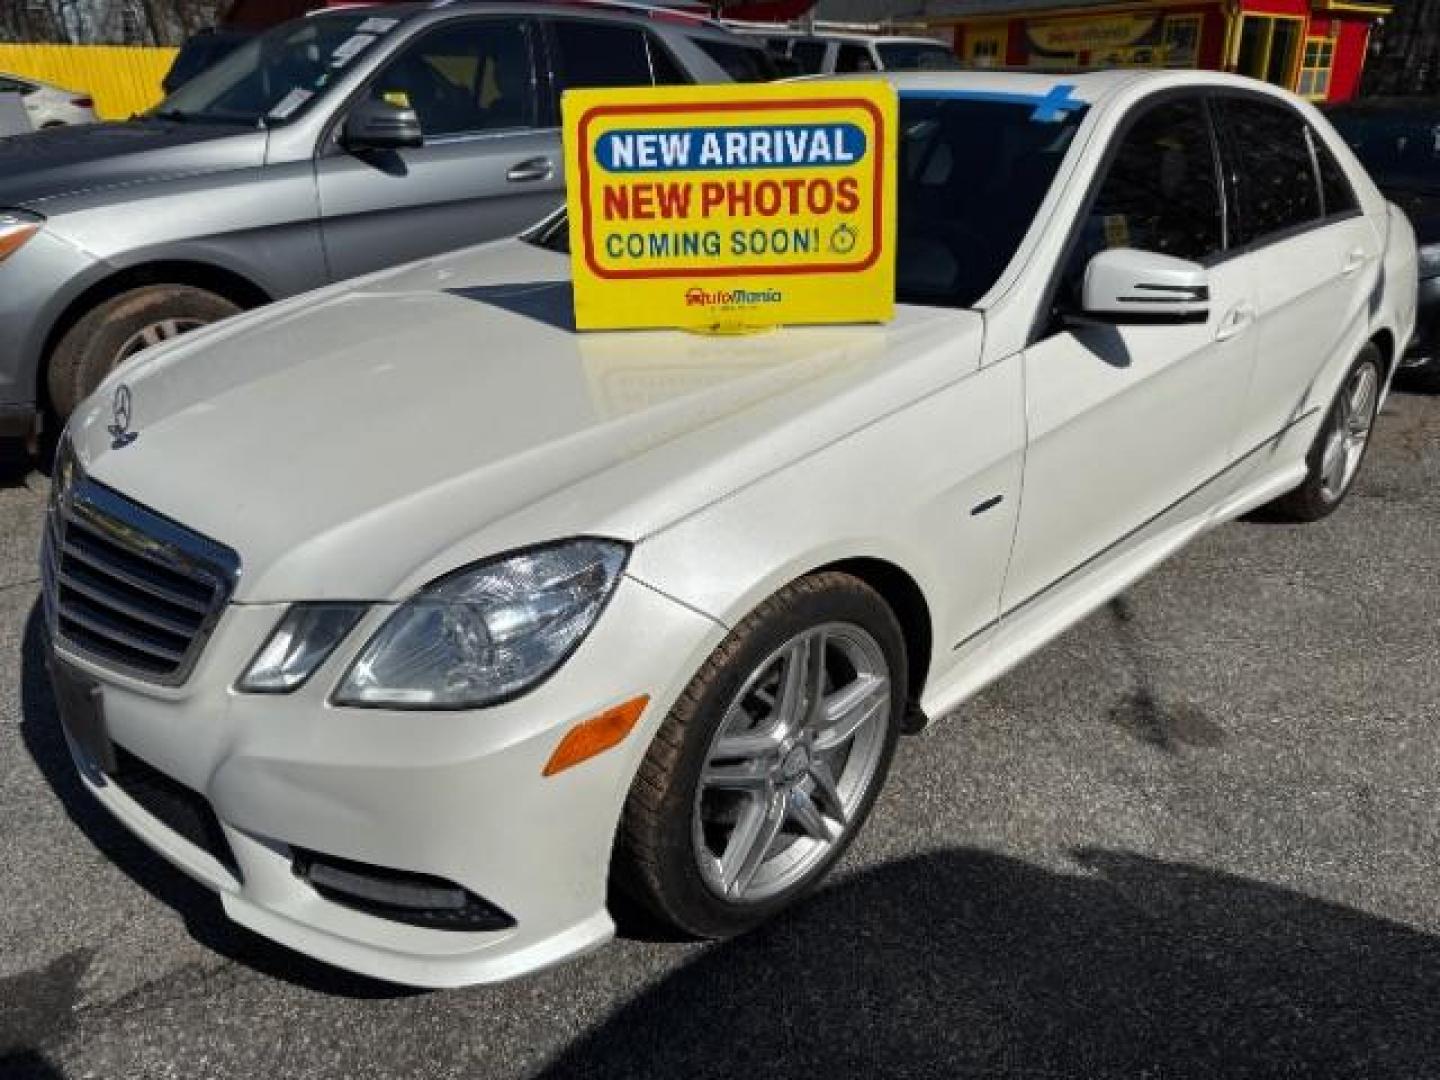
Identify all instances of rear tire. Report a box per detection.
[1262,343,1383,523]
[615,572,906,939]
[46,285,239,418]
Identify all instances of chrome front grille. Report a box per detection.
[41,469,240,685]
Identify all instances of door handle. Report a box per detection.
[506,157,553,183]
[1214,302,1256,342]
[1341,248,1369,276]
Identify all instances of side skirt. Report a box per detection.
[916,418,1317,726]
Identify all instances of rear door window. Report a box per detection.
[1215,96,1322,245]
[790,40,827,73]
[647,37,690,85]
[693,38,776,82]
[551,21,655,89]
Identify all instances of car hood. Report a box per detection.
[0,119,264,208]
[70,239,983,602]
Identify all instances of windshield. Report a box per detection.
[1328,109,1440,191]
[531,94,1086,310]
[153,13,394,126]
[877,42,962,71]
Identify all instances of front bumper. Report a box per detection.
[49,577,724,987]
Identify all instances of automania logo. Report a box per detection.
[684,286,783,308]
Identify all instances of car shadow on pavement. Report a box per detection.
[0,445,35,489]
[545,847,1440,1079]
[16,604,418,1002]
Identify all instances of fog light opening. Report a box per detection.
[292,850,516,932]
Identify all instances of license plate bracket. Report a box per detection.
[50,657,116,776]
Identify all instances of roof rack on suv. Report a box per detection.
[720,16,932,36]
[421,0,718,22]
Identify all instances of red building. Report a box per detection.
[924,0,1389,103]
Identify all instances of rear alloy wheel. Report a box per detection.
[617,573,905,938]
[1264,344,1383,522]
[47,284,240,418]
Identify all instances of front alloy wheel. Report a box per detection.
[692,623,891,902]
[617,572,905,938]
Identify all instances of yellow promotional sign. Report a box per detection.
[562,81,897,332]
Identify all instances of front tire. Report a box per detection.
[47,284,240,418]
[615,572,906,939]
[1262,344,1383,522]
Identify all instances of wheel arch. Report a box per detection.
[39,259,272,411]
[812,556,934,732]
[1368,327,1396,381]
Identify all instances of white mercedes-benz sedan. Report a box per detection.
[44,70,1416,987]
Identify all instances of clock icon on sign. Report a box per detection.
[829,223,858,255]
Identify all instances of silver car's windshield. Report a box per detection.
[528,94,1087,309]
[153,14,391,127]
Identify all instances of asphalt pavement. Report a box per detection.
[1,387,1437,1079]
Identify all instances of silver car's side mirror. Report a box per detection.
[342,98,424,152]
[1079,247,1210,324]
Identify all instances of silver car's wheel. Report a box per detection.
[1318,360,1379,504]
[115,317,207,364]
[691,622,891,903]
[616,572,905,938]
[47,284,241,419]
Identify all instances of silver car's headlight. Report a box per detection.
[1418,242,1440,281]
[333,539,628,709]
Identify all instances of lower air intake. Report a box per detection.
[292,850,516,932]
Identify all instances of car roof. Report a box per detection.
[729,28,948,45]
[820,32,948,44]
[309,0,728,32]
[821,68,1299,107]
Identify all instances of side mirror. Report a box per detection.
[342,97,423,152]
[1078,247,1209,324]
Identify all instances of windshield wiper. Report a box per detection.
[150,108,192,123]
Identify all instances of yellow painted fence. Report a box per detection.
[0,44,178,120]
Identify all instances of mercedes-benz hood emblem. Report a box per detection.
[108,383,138,449]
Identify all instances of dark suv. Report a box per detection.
[0,2,774,431]
[1327,97,1440,390]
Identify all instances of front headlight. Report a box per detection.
[333,539,628,709]
[0,210,42,263]
[1418,242,1440,281]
